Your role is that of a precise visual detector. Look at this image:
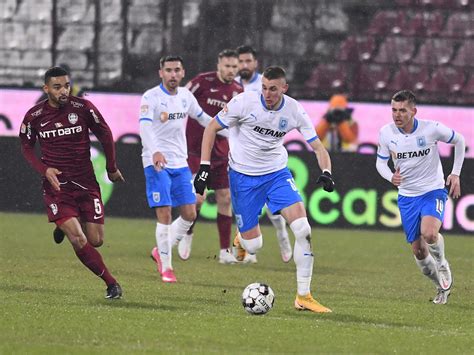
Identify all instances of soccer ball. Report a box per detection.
[242,282,275,315]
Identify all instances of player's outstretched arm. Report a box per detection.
[309,139,335,192]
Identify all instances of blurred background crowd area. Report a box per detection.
[0,0,473,105]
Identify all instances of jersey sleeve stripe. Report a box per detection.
[377,154,390,160]
[306,135,318,143]
[447,129,455,143]
[139,118,153,123]
[215,115,228,128]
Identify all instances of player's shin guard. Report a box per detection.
[267,211,286,232]
[75,242,116,286]
[156,223,172,270]
[171,217,194,246]
[239,234,263,255]
[217,213,232,250]
[290,218,313,296]
[428,233,446,267]
[415,254,440,288]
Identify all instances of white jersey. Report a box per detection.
[139,83,205,169]
[377,119,456,197]
[235,72,262,92]
[216,91,318,175]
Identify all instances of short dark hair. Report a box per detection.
[263,66,286,80]
[218,49,238,60]
[44,66,69,84]
[236,45,257,59]
[392,90,416,105]
[160,55,184,68]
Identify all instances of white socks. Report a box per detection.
[239,234,263,254]
[415,254,440,288]
[156,223,172,270]
[428,233,446,267]
[290,218,313,296]
[171,217,194,246]
[267,211,287,237]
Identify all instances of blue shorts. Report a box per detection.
[144,166,196,208]
[398,188,448,243]
[229,167,302,233]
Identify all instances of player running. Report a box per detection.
[183,49,243,264]
[139,55,216,283]
[20,66,124,299]
[232,45,292,264]
[194,66,335,313]
[376,90,465,305]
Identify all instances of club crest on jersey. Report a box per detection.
[153,192,160,203]
[49,203,58,215]
[279,117,288,130]
[416,136,426,147]
[68,113,78,124]
[182,99,187,109]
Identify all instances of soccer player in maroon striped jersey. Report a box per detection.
[183,49,243,263]
[19,66,124,299]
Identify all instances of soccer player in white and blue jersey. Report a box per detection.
[376,90,465,305]
[139,55,213,283]
[195,66,335,313]
[232,45,293,265]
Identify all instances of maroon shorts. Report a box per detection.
[43,187,105,224]
[187,155,229,190]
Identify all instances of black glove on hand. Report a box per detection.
[194,164,210,195]
[316,170,335,192]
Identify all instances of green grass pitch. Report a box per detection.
[1,212,472,354]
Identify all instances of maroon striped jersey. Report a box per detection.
[19,96,117,189]
[185,71,243,160]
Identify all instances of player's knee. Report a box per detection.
[290,217,311,244]
[184,210,197,222]
[68,232,87,249]
[89,238,103,248]
[420,227,438,243]
[240,235,263,254]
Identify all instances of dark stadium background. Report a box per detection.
[1,0,472,233]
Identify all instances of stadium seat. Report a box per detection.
[373,36,416,64]
[128,28,162,54]
[441,12,474,38]
[366,10,405,36]
[57,0,95,24]
[56,51,89,70]
[386,65,431,93]
[400,11,443,37]
[100,0,122,24]
[128,5,160,25]
[424,66,467,95]
[22,51,52,68]
[99,53,122,71]
[452,40,474,67]
[462,75,474,95]
[25,25,52,50]
[1,22,25,49]
[337,36,375,62]
[305,63,350,96]
[412,38,455,65]
[13,0,52,21]
[0,0,18,20]
[56,26,94,51]
[0,50,21,67]
[100,26,123,52]
[355,63,391,92]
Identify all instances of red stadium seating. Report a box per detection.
[400,11,443,37]
[452,40,474,67]
[355,64,391,92]
[412,38,455,65]
[441,12,474,38]
[373,36,416,64]
[305,63,350,95]
[386,65,431,93]
[424,66,467,94]
[366,10,405,36]
[337,36,376,62]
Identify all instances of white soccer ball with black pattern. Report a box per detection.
[242,282,275,315]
